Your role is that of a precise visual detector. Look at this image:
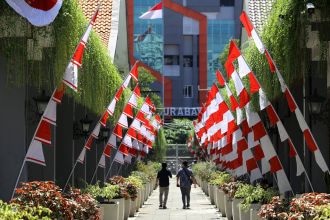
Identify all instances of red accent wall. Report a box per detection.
[126,0,172,107]
[164,0,208,105]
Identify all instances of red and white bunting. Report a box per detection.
[107,99,117,116]
[139,2,162,19]
[77,148,87,164]
[122,135,133,148]
[5,0,63,27]
[123,104,134,119]
[107,133,117,149]
[114,151,125,164]
[130,62,139,82]
[125,154,132,164]
[63,8,99,92]
[122,75,132,89]
[91,122,101,139]
[127,127,137,140]
[52,83,65,103]
[133,139,140,150]
[26,140,46,166]
[104,144,112,157]
[118,114,128,129]
[34,119,51,145]
[118,143,129,156]
[43,100,57,125]
[115,86,124,101]
[129,147,138,157]
[131,119,141,132]
[84,136,95,150]
[240,11,265,53]
[98,154,106,168]
[113,123,123,139]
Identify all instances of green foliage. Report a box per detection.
[192,162,217,182]
[126,176,143,189]
[209,172,232,187]
[164,118,194,144]
[315,204,330,220]
[0,201,52,220]
[131,171,149,185]
[150,128,166,161]
[0,0,124,116]
[85,183,120,200]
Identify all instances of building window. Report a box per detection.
[220,0,234,6]
[183,85,193,98]
[164,55,180,65]
[183,56,193,67]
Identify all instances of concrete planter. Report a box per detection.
[140,187,145,208]
[214,186,219,208]
[239,203,250,220]
[232,198,243,220]
[129,198,136,217]
[110,198,125,220]
[124,199,131,220]
[135,190,141,212]
[208,184,215,205]
[250,203,262,220]
[100,202,119,220]
[224,194,233,220]
[218,189,226,216]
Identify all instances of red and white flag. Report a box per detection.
[5,0,63,26]
[43,99,57,125]
[77,148,87,164]
[63,8,99,92]
[114,151,125,164]
[98,154,106,168]
[34,119,52,145]
[139,2,162,19]
[26,140,46,166]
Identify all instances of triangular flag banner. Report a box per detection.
[52,83,65,103]
[98,154,106,168]
[139,2,162,19]
[124,154,132,164]
[91,122,101,138]
[130,62,139,82]
[107,99,117,115]
[35,119,52,145]
[84,136,95,150]
[104,144,112,157]
[123,104,134,118]
[63,8,99,91]
[100,111,109,127]
[26,140,46,166]
[107,133,117,149]
[77,148,86,164]
[43,100,57,125]
[114,151,125,164]
[122,75,132,89]
[113,124,123,139]
[5,0,63,27]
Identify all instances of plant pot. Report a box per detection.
[140,187,145,208]
[136,189,141,211]
[250,203,262,220]
[100,202,119,220]
[110,198,125,220]
[129,198,136,217]
[224,194,233,220]
[214,186,219,208]
[218,189,226,216]
[124,199,131,220]
[239,203,250,220]
[208,184,215,205]
[232,198,243,220]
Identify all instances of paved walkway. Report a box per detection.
[128,179,227,220]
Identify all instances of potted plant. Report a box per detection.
[126,176,142,217]
[12,181,101,220]
[258,196,290,220]
[232,183,253,220]
[210,172,232,217]
[1,200,52,219]
[221,181,241,219]
[85,183,120,220]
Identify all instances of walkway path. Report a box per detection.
[128,179,227,220]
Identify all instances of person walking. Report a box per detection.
[176,161,196,209]
[157,162,172,209]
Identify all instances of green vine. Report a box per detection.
[0,0,124,118]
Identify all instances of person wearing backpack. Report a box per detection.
[176,161,196,209]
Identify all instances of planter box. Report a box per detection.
[232,198,243,220]
[208,184,215,205]
[250,203,262,220]
[140,188,145,208]
[124,199,131,220]
[239,203,250,220]
[136,190,141,212]
[218,189,226,217]
[110,198,125,220]
[129,198,136,217]
[224,194,233,220]
[214,186,219,208]
[100,202,119,220]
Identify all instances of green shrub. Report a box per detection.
[0,201,52,220]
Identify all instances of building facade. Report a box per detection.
[128,0,243,112]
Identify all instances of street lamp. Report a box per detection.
[80,115,93,135]
[33,90,50,116]
[307,89,326,115]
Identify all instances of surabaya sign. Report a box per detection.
[161,107,201,117]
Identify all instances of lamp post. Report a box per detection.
[33,90,50,116]
[307,89,326,119]
[79,114,92,187]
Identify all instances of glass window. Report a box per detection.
[183,56,193,67]
[164,55,180,65]
[183,85,193,98]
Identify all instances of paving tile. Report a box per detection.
[128,179,227,220]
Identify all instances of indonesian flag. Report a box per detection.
[63,8,99,92]
[139,2,162,19]
[43,100,57,125]
[104,144,112,157]
[128,85,141,108]
[122,135,133,148]
[5,0,63,26]
[118,143,129,156]
[52,83,65,104]
[84,136,95,150]
[35,119,51,145]
[118,114,128,128]
[123,103,134,119]
[77,148,87,164]
[130,62,139,82]
[107,99,117,116]
[91,122,101,139]
[98,154,106,168]
[26,140,46,166]
[240,11,265,53]
[113,124,123,139]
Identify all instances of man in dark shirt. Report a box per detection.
[176,161,195,209]
[157,163,172,209]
